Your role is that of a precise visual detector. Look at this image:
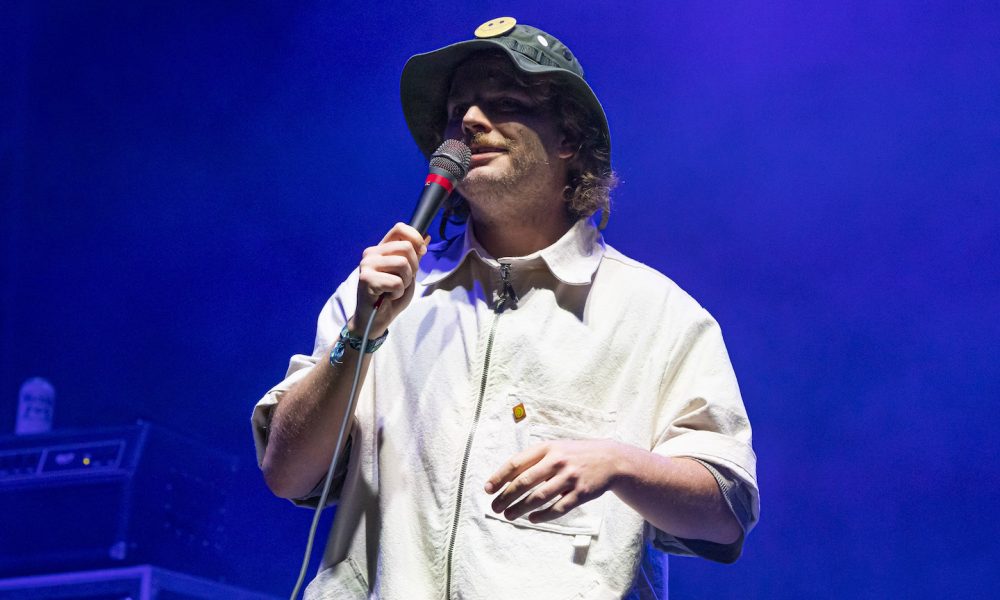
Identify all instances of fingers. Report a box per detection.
[360,245,417,300]
[485,439,615,524]
[379,222,427,248]
[526,491,582,524]
[363,239,422,272]
[489,456,559,515]
[499,473,571,522]
[485,443,548,495]
[358,223,429,302]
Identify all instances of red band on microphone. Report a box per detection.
[425,173,454,192]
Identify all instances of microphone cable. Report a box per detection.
[286,140,468,599]
[289,301,382,600]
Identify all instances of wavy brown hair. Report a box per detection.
[440,51,618,234]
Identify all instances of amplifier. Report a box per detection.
[0,422,239,580]
[0,564,280,599]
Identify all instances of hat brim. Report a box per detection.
[400,39,610,162]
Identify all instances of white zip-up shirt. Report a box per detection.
[252,219,759,599]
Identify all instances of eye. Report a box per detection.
[494,97,525,112]
[448,103,469,120]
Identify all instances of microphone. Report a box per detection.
[372,140,472,311]
[408,140,472,236]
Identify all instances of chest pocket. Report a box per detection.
[482,393,618,539]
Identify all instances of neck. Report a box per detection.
[469,202,574,258]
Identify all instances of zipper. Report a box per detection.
[444,262,517,599]
[495,262,519,313]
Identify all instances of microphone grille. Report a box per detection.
[430,140,472,180]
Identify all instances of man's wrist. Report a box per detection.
[606,441,651,494]
[330,321,389,365]
[347,315,387,339]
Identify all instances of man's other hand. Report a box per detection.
[484,439,622,523]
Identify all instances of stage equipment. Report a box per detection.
[0,565,279,599]
[0,421,238,580]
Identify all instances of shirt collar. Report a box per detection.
[418,218,605,287]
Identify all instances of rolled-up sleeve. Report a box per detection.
[649,311,760,563]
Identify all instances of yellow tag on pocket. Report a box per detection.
[512,402,526,422]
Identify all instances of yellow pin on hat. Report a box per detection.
[474,17,517,38]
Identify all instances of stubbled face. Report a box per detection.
[444,56,572,222]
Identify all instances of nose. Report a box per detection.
[460,104,492,139]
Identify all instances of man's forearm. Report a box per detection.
[262,223,424,500]
[261,334,374,500]
[611,443,742,545]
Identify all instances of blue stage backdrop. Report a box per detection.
[2,1,998,598]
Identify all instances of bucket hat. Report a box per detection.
[400,17,610,164]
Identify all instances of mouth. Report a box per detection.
[467,133,511,155]
[470,146,507,155]
[467,145,507,168]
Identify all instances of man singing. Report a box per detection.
[252,17,759,599]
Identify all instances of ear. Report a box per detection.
[557,132,578,160]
